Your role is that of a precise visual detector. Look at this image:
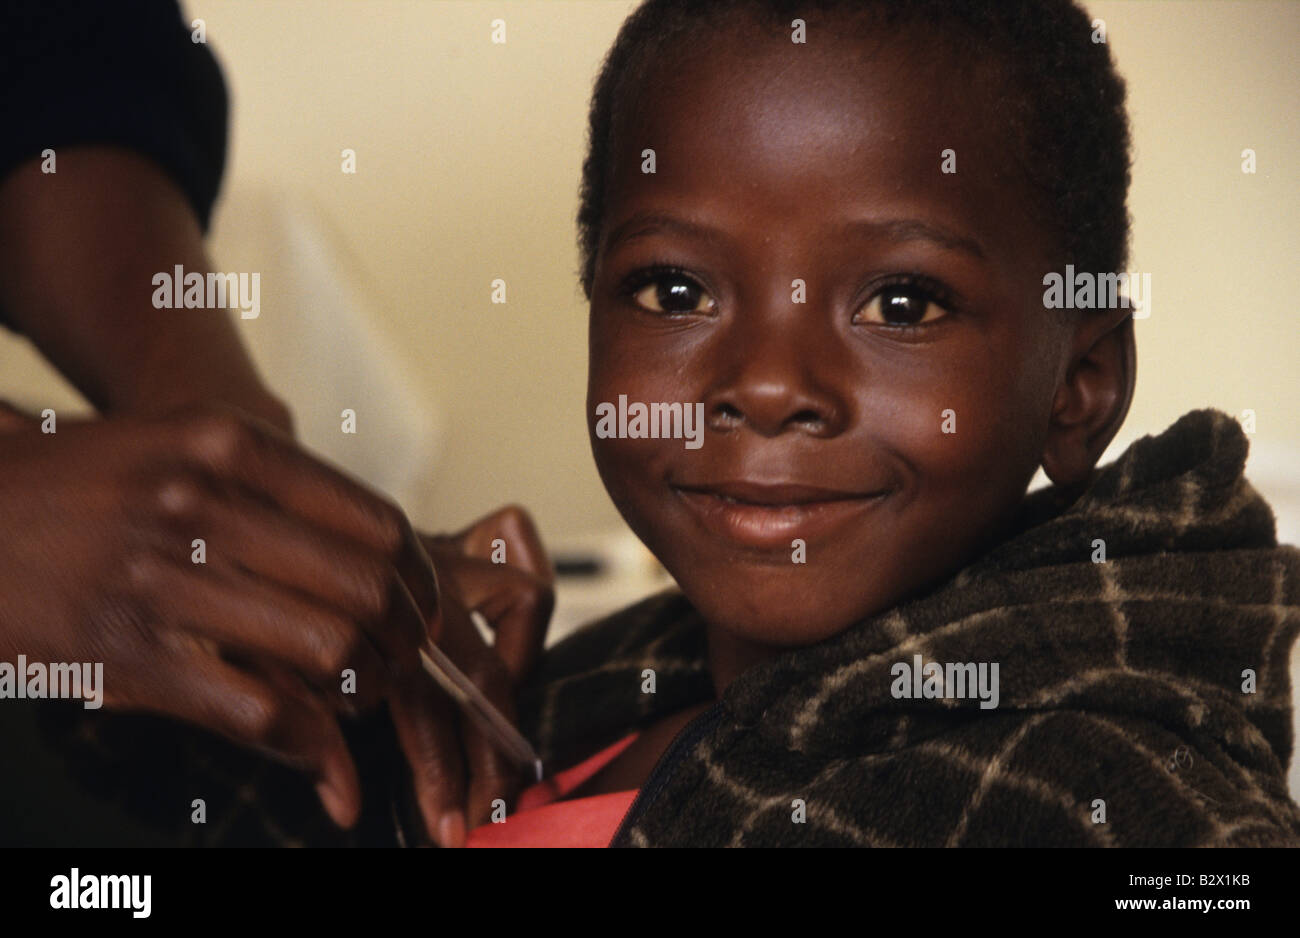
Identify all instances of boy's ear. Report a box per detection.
[1040,308,1136,488]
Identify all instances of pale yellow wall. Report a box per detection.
[1110,0,1298,453]
[5,0,1297,540]
[190,0,638,538]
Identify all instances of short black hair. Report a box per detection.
[576,0,1132,299]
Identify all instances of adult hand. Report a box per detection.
[0,403,439,830]
[383,507,555,847]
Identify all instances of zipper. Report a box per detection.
[607,700,729,847]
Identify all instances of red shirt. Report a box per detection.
[466,733,639,848]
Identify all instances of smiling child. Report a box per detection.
[26,0,1297,850]
[504,0,1300,846]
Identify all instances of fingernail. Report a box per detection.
[316,780,347,826]
[438,811,466,848]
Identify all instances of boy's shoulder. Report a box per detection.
[528,588,704,679]
[620,704,1300,847]
[516,588,714,767]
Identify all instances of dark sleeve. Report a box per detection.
[0,0,229,232]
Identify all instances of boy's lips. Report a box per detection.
[671,480,891,550]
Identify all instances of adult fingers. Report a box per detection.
[147,478,428,683]
[121,637,362,829]
[122,551,388,710]
[162,408,441,649]
[428,505,554,679]
[388,672,468,848]
[433,598,524,828]
[452,504,554,584]
[434,555,552,683]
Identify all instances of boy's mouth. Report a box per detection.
[671,480,891,550]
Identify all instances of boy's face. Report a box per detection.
[587,24,1074,647]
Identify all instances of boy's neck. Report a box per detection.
[706,624,789,697]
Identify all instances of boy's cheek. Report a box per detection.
[587,435,671,531]
[860,355,1047,481]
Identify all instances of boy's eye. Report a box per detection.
[631,274,715,315]
[854,283,950,326]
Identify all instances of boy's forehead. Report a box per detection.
[605,24,1047,271]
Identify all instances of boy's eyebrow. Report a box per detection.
[605,211,986,261]
[604,212,729,251]
[838,218,988,261]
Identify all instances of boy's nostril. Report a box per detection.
[710,403,744,429]
[707,402,832,436]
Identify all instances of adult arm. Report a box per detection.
[0,146,292,431]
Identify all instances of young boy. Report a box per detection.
[505,0,1300,846]
[26,0,1299,848]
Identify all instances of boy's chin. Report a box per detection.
[675,568,889,650]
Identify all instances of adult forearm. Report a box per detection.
[0,145,292,434]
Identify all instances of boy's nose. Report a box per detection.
[702,316,849,439]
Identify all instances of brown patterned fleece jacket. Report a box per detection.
[31,409,1300,846]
